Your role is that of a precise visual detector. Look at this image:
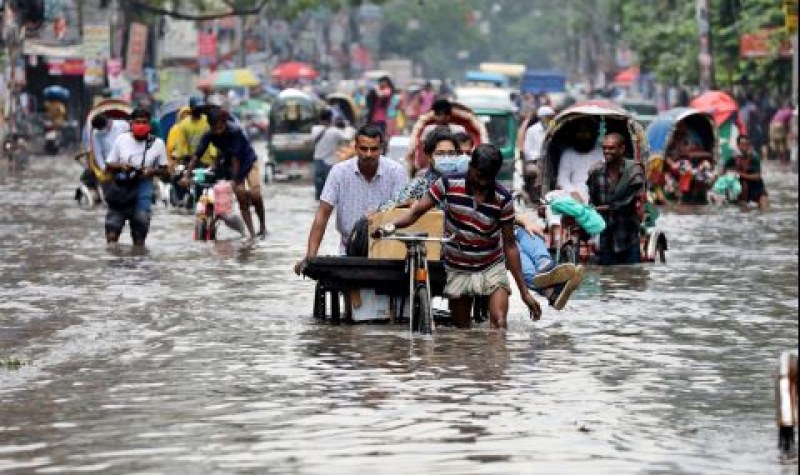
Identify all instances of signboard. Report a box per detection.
[161,17,198,60]
[82,24,110,59]
[197,32,217,66]
[84,58,105,86]
[126,22,148,77]
[740,30,793,58]
[47,57,85,76]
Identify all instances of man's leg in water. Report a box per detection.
[234,183,255,238]
[246,164,267,237]
[105,207,126,243]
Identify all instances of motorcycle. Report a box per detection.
[42,119,61,155]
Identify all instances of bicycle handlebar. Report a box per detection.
[380,232,452,244]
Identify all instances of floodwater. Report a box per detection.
[0,153,797,474]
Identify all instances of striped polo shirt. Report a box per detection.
[428,174,515,271]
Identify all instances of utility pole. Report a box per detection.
[696,0,715,91]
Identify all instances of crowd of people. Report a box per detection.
[74,72,790,329]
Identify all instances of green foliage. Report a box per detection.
[618,0,791,93]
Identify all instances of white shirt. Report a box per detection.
[523,121,547,162]
[311,125,349,166]
[91,120,130,170]
[106,132,168,170]
[320,156,409,242]
[556,146,604,202]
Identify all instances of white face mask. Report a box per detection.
[434,154,470,175]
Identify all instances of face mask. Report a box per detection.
[434,154,470,175]
[131,123,151,138]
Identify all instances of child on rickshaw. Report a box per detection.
[662,123,714,202]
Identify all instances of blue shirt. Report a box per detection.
[196,122,257,181]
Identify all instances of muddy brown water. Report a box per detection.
[0,155,797,474]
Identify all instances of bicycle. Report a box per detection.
[377,231,451,335]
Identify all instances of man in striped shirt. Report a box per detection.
[375,144,541,329]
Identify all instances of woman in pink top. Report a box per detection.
[366,76,396,137]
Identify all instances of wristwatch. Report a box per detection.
[381,223,396,235]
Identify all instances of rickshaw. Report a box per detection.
[325,92,360,126]
[267,88,323,180]
[455,87,517,187]
[690,91,743,167]
[74,99,133,208]
[407,101,488,176]
[539,100,668,264]
[646,108,718,205]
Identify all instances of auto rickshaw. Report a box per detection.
[75,99,133,208]
[267,88,323,180]
[539,100,667,264]
[646,107,718,205]
[455,87,517,187]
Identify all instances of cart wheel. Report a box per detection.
[313,283,326,320]
[413,285,432,335]
[76,186,94,209]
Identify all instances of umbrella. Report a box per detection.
[690,91,741,130]
[613,66,639,86]
[271,62,319,81]
[213,68,260,88]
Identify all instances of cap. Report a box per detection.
[537,106,555,117]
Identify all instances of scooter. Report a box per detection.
[42,119,61,155]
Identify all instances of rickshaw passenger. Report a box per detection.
[87,113,130,190]
[733,135,768,210]
[587,133,646,265]
[294,125,408,271]
[373,144,542,328]
[523,106,555,163]
[546,118,604,246]
[514,213,585,310]
[377,128,467,212]
[91,113,130,172]
[664,123,713,198]
[453,130,474,154]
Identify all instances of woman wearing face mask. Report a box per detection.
[377,127,469,212]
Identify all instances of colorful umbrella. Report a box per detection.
[690,91,742,131]
[213,69,260,88]
[271,62,319,81]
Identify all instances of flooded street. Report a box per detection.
[0,154,797,474]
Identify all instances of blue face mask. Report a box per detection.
[434,154,470,175]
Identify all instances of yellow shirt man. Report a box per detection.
[166,107,191,173]
[174,114,217,167]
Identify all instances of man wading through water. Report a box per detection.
[182,108,267,240]
[373,144,541,329]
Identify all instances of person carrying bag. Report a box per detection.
[103,108,169,246]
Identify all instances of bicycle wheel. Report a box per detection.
[412,285,432,335]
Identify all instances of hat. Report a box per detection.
[537,106,555,117]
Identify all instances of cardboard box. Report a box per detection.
[367,209,444,261]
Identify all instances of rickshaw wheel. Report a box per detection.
[76,187,94,209]
[413,286,432,335]
[313,283,326,319]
